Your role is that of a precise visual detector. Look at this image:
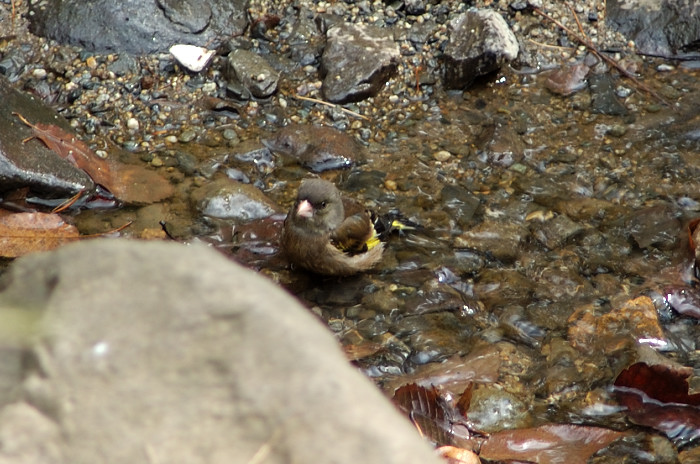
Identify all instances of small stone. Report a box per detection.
[178,130,197,143]
[222,129,239,141]
[126,118,139,131]
[605,125,627,137]
[165,135,179,143]
[384,179,397,191]
[202,82,217,93]
[150,156,164,167]
[86,56,98,69]
[170,44,215,73]
[32,68,47,79]
[433,150,451,162]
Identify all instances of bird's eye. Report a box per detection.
[320,201,327,208]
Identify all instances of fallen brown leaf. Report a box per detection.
[15,112,113,189]
[14,113,174,204]
[479,424,625,464]
[0,212,80,257]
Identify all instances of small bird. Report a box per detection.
[281,178,393,276]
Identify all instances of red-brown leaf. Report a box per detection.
[16,114,114,189]
[393,383,454,446]
[479,424,624,464]
[614,362,700,445]
[15,113,173,204]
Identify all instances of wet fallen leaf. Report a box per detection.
[15,112,113,189]
[393,383,456,447]
[614,362,700,446]
[479,424,625,464]
[15,113,174,205]
[107,163,174,205]
[382,347,501,396]
[0,211,80,257]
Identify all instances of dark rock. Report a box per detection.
[262,124,360,172]
[607,0,700,58]
[28,0,248,54]
[405,0,427,16]
[287,8,325,68]
[0,75,93,197]
[474,268,534,308]
[625,203,680,250]
[106,53,139,77]
[532,264,596,302]
[225,49,279,99]
[440,184,481,228]
[589,73,628,116]
[157,0,210,33]
[190,178,280,221]
[0,49,27,82]
[443,9,519,90]
[454,219,529,263]
[476,122,525,167]
[531,214,585,250]
[320,23,400,103]
[0,240,442,464]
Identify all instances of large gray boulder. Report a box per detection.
[0,240,441,464]
[28,0,248,54]
[607,0,700,58]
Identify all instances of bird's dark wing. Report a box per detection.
[330,212,375,255]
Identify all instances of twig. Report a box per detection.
[52,190,85,213]
[293,95,370,121]
[527,38,573,50]
[533,6,671,106]
[82,221,133,238]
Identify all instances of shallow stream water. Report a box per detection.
[2,0,700,458]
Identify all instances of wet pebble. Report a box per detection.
[262,124,360,172]
[225,49,279,98]
[625,203,680,250]
[178,130,197,143]
[466,385,531,432]
[455,219,528,262]
[191,178,280,221]
[474,269,533,309]
[568,296,666,353]
[530,213,585,250]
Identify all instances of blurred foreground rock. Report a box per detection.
[0,240,440,464]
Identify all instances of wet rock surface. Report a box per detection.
[607,0,700,58]
[321,23,400,103]
[0,76,93,196]
[1,0,700,460]
[443,9,519,90]
[263,124,361,172]
[225,49,280,99]
[28,0,248,54]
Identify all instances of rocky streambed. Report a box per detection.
[1,0,700,462]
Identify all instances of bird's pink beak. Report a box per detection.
[296,199,313,218]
